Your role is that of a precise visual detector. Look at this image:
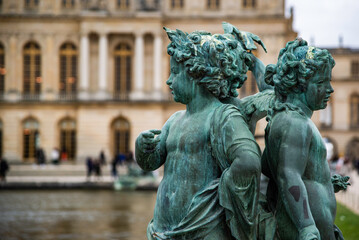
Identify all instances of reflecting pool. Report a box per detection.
[0,190,157,240]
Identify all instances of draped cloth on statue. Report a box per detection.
[147,104,276,240]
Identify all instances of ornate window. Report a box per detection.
[171,0,184,9]
[0,43,5,97]
[117,0,129,10]
[24,0,39,10]
[207,0,219,10]
[23,42,41,99]
[320,100,332,128]
[59,43,77,99]
[59,118,76,161]
[114,43,132,99]
[23,118,39,162]
[242,0,256,8]
[350,94,359,128]
[112,118,130,158]
[62,0,75,9]
[351,60,359,78]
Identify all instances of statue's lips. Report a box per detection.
[324,95,331,102]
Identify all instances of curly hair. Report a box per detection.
[164,27,250,99]
[264,38,335,102]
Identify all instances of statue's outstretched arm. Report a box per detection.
[273,117,320,240]
[246,54,273,91]
[135,112,176,171]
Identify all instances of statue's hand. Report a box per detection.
[332,174,351,193]
[298,225,321,240]
[137,129,161,153]
[244,52,257,72]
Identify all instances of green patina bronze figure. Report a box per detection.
[262,38,349,240]
[135,24,272,239]
[136,23,349,240]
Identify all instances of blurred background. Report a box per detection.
[0,0,358,239]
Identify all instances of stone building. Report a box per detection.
[0,0,303,163]
[315,48,359,161]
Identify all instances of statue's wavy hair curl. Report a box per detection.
[165,27,250,99]
[264,38,335,102]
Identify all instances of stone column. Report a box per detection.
[131,32,144,99]
[42,33,56,101]
[5,33,20,101]
[153,33,162,100]
[96,32,108,99]
[79,32,90,100]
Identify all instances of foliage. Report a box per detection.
[335,203,359,240]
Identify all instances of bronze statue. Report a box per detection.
[135,24,349,240]
[262,38,349,240]
[135,25,268,239]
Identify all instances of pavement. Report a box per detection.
[0,163,159,190]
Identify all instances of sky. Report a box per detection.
[285,0,359,48]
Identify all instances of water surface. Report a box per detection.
[0,190,157,240]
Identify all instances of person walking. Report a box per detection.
[99,150,106,165]
[51,147,60,165]
[86,157,93,181]
[0,157,9,182]
[93,158,102,181]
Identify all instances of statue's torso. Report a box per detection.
[267,111,336,239]
[153,109,222,231]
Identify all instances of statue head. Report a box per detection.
[164,27,250,100]
[265,38,335,110]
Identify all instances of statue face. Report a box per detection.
[305,62,334,111]
[166,57,194,104]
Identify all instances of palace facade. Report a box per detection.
[3,0,357,164]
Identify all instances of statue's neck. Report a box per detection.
[186,89,221,115]
[285,93,313,118]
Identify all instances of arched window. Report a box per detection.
[243,0,256,9]
[114,43,132,99]
[23,118,39,162]
[62,0,75,9]
[59,118,76,161]
[345,137,359,164]
[0,43,5,97]
[171,0,184,9]
[23,42,41,99]
[117,0,130,10]
[59,43,77,99]
[207,0,219,10]
[320,99,332,128]
[350,94,359,128]
[24,0,39,11]
[112,117,130,158]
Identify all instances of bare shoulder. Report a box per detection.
[270,111,312,141]
[163,110,185,130]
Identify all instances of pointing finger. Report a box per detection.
[149,129,162,135]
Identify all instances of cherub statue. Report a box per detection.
[136,26,268,239]
[261,38,349,240]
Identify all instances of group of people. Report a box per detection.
[111,151,134,179]
[136,24,349,240]
[85,150,106,181]
[85,150,135,181]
